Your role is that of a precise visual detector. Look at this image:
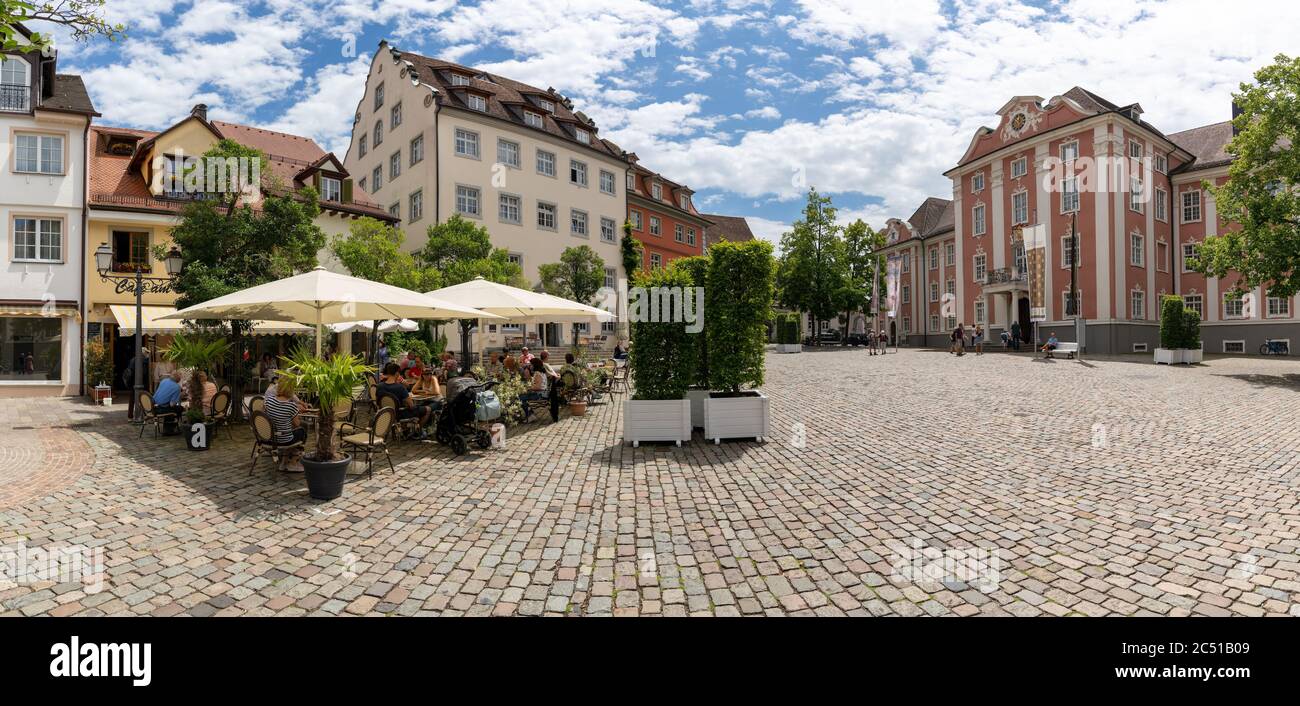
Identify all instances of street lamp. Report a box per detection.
[95,242,184,420]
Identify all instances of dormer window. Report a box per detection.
[320,176,342,202]
[450,73,471,86]
[524,111,544,128]
[626,173,635,190]
[1,56,30,112]
[651,182,661,200]
[575,128,590,144]
[539,99,554,112]
[679,194,689,210]
[467,94,487,112]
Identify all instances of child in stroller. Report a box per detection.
[435,376,502,454]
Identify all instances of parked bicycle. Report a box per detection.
[1260,339,1290,356]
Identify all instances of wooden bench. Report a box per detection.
[1045,341,1080,359]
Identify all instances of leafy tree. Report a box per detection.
[538,245,606,350]
[416,214,523,367]
[1196,54,1300,297]
[330,217,429,363]
[165,141,325,415]
[834,219,881,344]
[621,220,644,279]
[776,188,847,341]
[707,239,775,392]
[1,0,124,51]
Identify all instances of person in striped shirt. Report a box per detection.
[265,376,307,471]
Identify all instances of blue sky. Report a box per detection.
[42,0,1300,244]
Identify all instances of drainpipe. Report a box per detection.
[78,119,89,397]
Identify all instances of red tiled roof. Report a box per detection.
[88,120,393,221]
[1168,121,1234,173]
[908,197,954,238]
[700,214,754,247]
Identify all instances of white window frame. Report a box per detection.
[389,151,401,180]
[570,209,588,238]
[1010,156,1027,179]
[1012,191,1028,225]
[1154,187,1167,222]
[974,300,986,324]
[536,201,557,230]
[467,94,487,112]
[14,133,64,175]
[409,134,424,166]
[1267,296,1291,318]
[1183,294,1204,320]
[497,139,520,169]
[902,285,910,304]
[1061,177,1079,213]
[1223,294,1244,319]
[600,217,616,243]
[1182,242,1198,273]
[455,185,481,217]
[1062,289,1083,317]
[929,282,939,302]
[944,241,955,267]
[1129,139,1143,160]
[1154,154,1167,174]
[569,159,588,187]
[649,253,662,269]
[972,203,987,236]
[408,190,424,222]
[600,169,616,195]
[1129,176,1144,214]
[1129,232,1144,267]
[674,224,684,243]
[973,253,987,282]
[320,176,342,202]
[575,129,591,144]
[454,128,480,159]
[450,73,471,87]
[1060,140,1079,163]
[929,248,939,270]
[649,216,661,236]
[1181,190,1202,223]
[524,111,544,129]
[391,102,402,129]
[1060,234,1077,268]
[11,216,63,263]
[498,193,521,225]
[930,315,940,332]
[972,171,985,192]
[536,149,556,177]
[1130,290,1145,320]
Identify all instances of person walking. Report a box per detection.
[973,324,985,355]
[951,323,965,356]
[867,329,877,355]
[1010,320,1022,351]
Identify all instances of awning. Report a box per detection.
[110,305,311,336]
[0,303,79,318]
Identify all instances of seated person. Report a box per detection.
[519,358,552,423]
[486,352,503,379]
[1042,332,1060,357]
[411,369,444,409]
[612,342,628,360]
[538,350,560,380]
[442,358,460,379]
[192,370,217,412]
[405,354,425,381]
[378,363,432,439]
[258,354,277,378]
[153,371,185,419]
[503,354,519,381]
[519,346,534,368]
[264,376,307,472]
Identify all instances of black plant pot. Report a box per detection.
[183,421,211,451]
[302,453,351,500]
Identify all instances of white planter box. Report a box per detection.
[776,343,802,353]
[1154,348,1181,365]
[623,399,691,447]
[1185,347,1203,364]
[686,389,709,429]
[703,391,769,444]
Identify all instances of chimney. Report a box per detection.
[1231,101,1243,136]
[191,103,208,121]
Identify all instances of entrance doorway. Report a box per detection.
[1016,297,1032,343]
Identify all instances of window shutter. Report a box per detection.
[312,172,321,191]
[342,178,353,203]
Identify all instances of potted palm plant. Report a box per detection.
[164,333,231,450]
[279,350,371,500]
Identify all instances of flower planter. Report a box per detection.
[183,421,212,451]
[623,399,691,447]
[686,388,709,429]
[776,344,802,354]
[1154,348,1183,365]
[569,401,588,416]
[703,391,769,444]
[302,454,352,500]
[91,384,112,404]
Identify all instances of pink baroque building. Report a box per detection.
[879,87,1295,355]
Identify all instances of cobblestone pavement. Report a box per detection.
[2,348,1299,617]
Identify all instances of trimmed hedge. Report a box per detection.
[629,267,699,400]
[1159,295,1184,349]
[706,239,776,392]
[776,313,801,344]
[669,255,711,389]
[1182,309,1201,349]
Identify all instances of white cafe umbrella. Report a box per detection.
[160,267,499,355]
[425,276,614,361]
[328,318,419,334]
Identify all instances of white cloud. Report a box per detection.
[264,57,373,155]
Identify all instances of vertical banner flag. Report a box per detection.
[1022,224,1047,322]
[886,255,901,318]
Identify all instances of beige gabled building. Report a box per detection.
[343,42,630,351]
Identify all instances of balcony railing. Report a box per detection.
[984,268,1027,286]
[0,84,31,112]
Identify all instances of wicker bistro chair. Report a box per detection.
[137,391,179,439]
[377,393,422,440]
[205,389,235,440]
[247,411,304,475]
[340,407,396,478]
[330,397,356,440]
[247,394,266,418]
[609,362,630,394]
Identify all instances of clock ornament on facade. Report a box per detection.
[1001,106,1042,141]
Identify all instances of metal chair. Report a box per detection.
[378,393,422,440]
[609,362,630,394]
[205,389,235,440]
[137,391,179,438]
[340,407,396,478]
[247,411,304,475]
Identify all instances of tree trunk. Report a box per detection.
[368,322,379,365]
[316,408,334,461]
[230,326,245,422]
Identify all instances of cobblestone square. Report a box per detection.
[2,348,1298,617]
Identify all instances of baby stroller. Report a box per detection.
[435,376,501,455]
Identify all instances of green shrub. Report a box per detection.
[706,240,775,392]
[669,255,711,388]
[1182,309,1202,349]
[629,267,698,400]
[83,340,114,388]
[1159,295,1185,349]
[776,313,801,344]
